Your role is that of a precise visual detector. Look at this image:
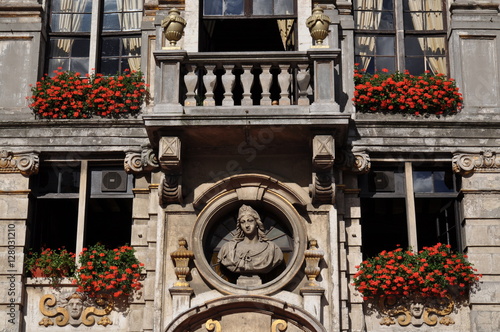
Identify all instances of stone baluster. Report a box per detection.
[277,64,291,105]
[221,64,235,106]
[240,64,254,106]
[260,64,273,106]
[296,63,311,106]
[183,64,198,106]
[203,64,217,106]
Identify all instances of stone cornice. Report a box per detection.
[452,150,500,175]
[0,150,39,176]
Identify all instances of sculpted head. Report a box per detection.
[66,293,85,319]
[235,205,267,241]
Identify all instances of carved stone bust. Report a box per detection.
[217,205,284,285]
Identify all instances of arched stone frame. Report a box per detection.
[165,295,327,332]
[191,174,309,295]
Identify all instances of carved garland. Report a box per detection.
[0,150,39,176]
[452,150,500,175]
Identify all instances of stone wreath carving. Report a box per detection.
[38,292,113,327]
[378,294,455,327]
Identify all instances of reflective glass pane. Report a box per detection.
[102,38,121,56]
[103,13,121,31]
[70,57,89,74]
[383,0,394,10]
[122,37,141,55]
[121,58,131,72]
[426,37,445,55]
[405,37,423,56]
[426,0,442,11]
[375,36,395,55]
[104,0,118,12]
[51,14,71,32]
[413,171,433,192]
[275,0,294,15]
[72,13,92,32]
[424,12,443,30]
[433,171,455,192]
[375,57,395,72]
[404,12,419,30]
[122,12,141,30]
[48,59,69,74]
[71,39,90,57]
[50,39,71,57]
[254,0,273,15]
[355,36,375,55]
[51,0,63,12]
[124,0,143,11]
[204,0,223,15]
[224,0,244,15]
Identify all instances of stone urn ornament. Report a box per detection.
[161,8,187,48]
[306,5,331,46]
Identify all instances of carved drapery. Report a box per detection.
[452,150,500,175]
[378,294,455,327]
[335,148,371,174]
[311,135,335,204]
[38,293,113,327]
[124,143,159,174]
[0,150,39,176]
[159,136,182,206]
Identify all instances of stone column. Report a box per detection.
[452,150,500,331]
[0,150,39,332]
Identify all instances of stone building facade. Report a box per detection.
[0,0,499,331]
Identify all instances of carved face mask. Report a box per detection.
[239,215,258,237]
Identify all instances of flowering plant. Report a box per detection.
[353,243,481,301]
[74,243,144,298]
[24,247,76,286]
[353,67,463,116]
[28,68,149,119]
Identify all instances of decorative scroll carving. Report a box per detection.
[303,240,324,288]
[0,150,39,176]
[335,148,371,174]
[311,135,335,204]
[452,150,500,175]
[171,238,194,288]
[378,294,455,327]
[271,319,288,332]
[124,144,159,174]
[159,137,182,205]
[205,319,222,332]
[39,293,113,327]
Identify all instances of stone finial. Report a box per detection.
[306,5,331,46]
[452,150,500,175]
[0,150,39,176]
[303,240,324,288]
[161,8,187,48]
[124,143,159,174]
[170,238,194,288]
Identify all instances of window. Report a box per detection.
[47,0,143,75]
[200,0,296,51]
[359,162,461,258]
[28,160,134,254]
[354,0,447,74]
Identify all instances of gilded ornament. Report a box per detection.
[161,8,187,48]
[306,6,331,46]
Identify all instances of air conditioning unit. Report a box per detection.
[90,169,133,198]
[371,171,395,192]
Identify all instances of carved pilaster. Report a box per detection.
[452,150,500,175]
[158,137,182,205]
[124,144,159,174]
[336,148,371,174]
[311,135,335,204]
[0,150,39,176]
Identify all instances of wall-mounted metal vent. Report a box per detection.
[101,170,127,192]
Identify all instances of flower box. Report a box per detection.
[24,248,76,286]
[28,68,149,119]
[353,68,463,116]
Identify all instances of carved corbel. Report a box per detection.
[452,150,500,175]
[0,150,39,176]
[311,135,335,204]
[158,137,182,206]
[336,147,371,174]
[124,143,159,174]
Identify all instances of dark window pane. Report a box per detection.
[405,37,423,56]
[72,13,92,32]
[434,171,455,192]
[50,39,70,57]
[102,38,121,56]
[375,36,395,55]
[375,57,395,72]
[383,0,394,10]
[101,58,120,75]
[121,58,131,72]
[71,39,90,57]
[122,37,141,55]
[254,0,273,15]
[413,171,433,192]
[405,57,425,74]
[204,0,223,15]
[123,12,141,30]
[378,11,394,30]
[275,0,294,15]
[48,59,69,73]
[104,0,118,12]
[415,198,458,250]
[71,57,89,73]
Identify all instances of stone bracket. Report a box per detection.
[311,135,335,205]
[335,147,371,174]
[158,137,182,206]
[124,143,160,174]
[0,150,39,176]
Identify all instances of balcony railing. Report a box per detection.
[153,49,340,112]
